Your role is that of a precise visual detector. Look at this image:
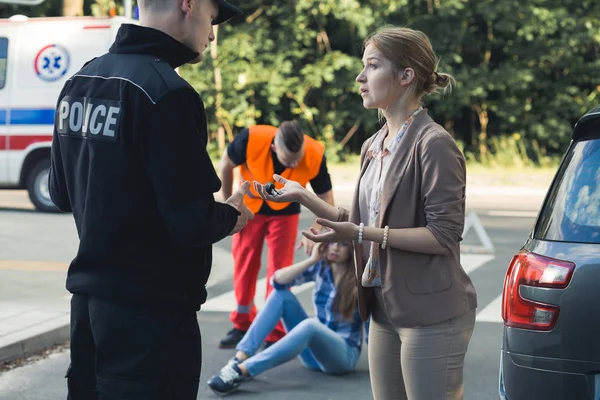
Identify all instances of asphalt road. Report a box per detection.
[0,188,545,399]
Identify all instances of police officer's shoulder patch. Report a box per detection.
[56,96,122,142]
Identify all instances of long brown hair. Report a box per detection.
[330,243,358,321]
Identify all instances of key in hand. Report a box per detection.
[265,182,282,196]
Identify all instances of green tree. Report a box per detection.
[182,0,375,161]
[4,0,598,163]
[181,0,600,163]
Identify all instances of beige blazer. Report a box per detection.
[337,110,477,327]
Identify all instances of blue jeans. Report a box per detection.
[236,290,360,377]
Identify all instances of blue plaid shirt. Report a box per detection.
[272,260,365,350]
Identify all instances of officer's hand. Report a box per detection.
[226,182,254,235]
[230,211,249,235]
[229,201,254,235]
[225,181,250,209]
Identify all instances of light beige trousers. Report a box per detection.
[368,289,476,400]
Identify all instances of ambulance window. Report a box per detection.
[0,38,7,89]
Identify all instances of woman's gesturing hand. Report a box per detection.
[301,219,360,243]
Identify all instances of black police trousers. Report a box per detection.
[66,294,201,400]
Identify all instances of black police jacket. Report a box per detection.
[49,24,239,310]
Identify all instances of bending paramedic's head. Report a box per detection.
[138,0,241,64]
[272,120,306,169]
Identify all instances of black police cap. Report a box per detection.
[212,0,242,25]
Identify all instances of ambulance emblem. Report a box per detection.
[34,44,70,82]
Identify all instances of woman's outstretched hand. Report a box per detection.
[301,218,360,243]
[253,174,306,203]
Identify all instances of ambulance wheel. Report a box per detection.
[27,158,59,213]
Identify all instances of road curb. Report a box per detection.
[0,249,235,367]
[0,318,70,365]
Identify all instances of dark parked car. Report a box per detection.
[500,107,600,400]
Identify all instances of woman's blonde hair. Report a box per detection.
[364,26,455,101]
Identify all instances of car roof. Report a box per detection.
[573,106,600,141]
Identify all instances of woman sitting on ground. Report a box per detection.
[207,241,364,396]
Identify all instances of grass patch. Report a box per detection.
[465,164,557,187]
[328,156,557,188]
[211,151,558,188]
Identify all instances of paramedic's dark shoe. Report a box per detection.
[207,364,245,396]
[219,328,246,349]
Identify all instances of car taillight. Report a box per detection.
[501,251,575,331]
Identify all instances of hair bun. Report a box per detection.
[434,72,452,89]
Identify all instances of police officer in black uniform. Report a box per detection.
[48,0,248,398]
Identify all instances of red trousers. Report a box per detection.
[230,213,299,342]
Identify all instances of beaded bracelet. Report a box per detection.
[358,222,364,244]
[382,225,390,249]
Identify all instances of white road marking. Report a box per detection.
[462,211,495,253]
[487,210,538,218]
[202,278,314,312]
[461,254,495,275]
[476,294,504,323]
[201,254,496,314]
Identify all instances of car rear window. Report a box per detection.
[535,138,600,244]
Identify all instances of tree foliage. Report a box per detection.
[3,0,598,163]
[181,0,600,162]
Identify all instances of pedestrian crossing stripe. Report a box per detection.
[476,295,503,323]
[461,211,495,254]
[201,253,504,323]
[202,278,314,313]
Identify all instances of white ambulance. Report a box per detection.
[0,15,135,211]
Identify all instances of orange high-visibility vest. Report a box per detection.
[240,125,325,213]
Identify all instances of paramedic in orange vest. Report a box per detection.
[218,120,334,349]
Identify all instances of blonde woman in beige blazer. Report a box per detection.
[254,26,477,400]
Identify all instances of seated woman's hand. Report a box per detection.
[309,242,328,262]
[253,174,306,203]
[302,219,360,243]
